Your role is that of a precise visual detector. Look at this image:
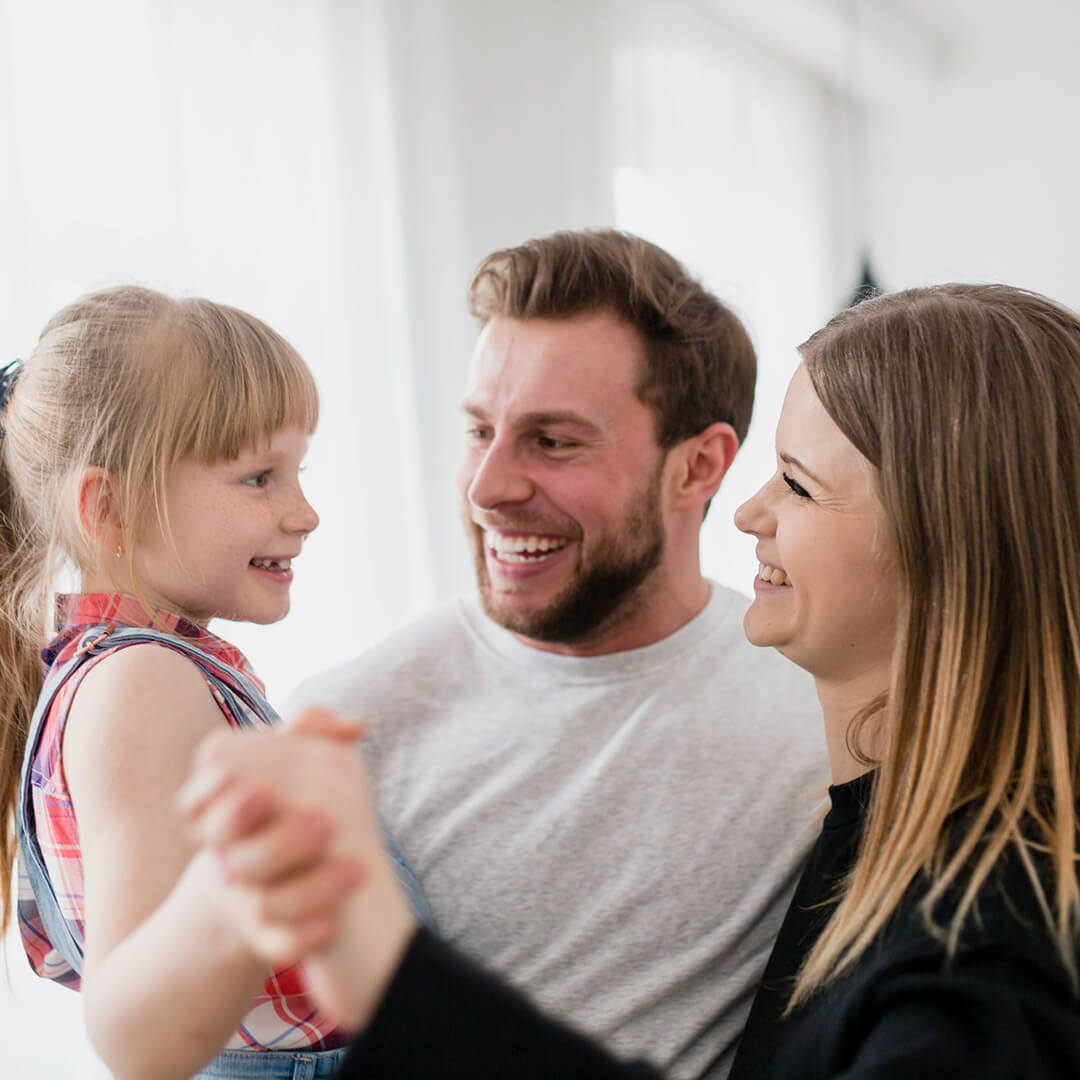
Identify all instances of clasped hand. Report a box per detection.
[177,708,418,1030]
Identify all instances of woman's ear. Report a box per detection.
[76,466,124,557]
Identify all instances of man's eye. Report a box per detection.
[465,427,492,442]
[244,471,270,488]
[538,436,573,451]
[782,472,811,498]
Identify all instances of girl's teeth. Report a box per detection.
[252,558,291,571]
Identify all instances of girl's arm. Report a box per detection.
[63,643,270,1080]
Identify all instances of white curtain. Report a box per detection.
[610,0,853,591]
[0,2,853,1074]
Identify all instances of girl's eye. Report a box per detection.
[244,471,271,488]
[782,472,811,499]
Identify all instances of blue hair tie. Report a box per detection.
[0,358,22,412]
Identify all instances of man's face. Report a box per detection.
[456,311,671,649]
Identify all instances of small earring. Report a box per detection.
[115,544,123,560]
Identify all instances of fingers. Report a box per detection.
[285,706,368,742]
[248,857,368,926]
[177,731,243,820]
[218,805,338,886]
[228,856,368,969]
[198,783,285,850]
[240,912,339,968]
[179,711,365,829]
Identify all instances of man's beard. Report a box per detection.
[468,468,666,646]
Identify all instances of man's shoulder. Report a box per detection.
[286,596,479,714]
[695,583,816,692]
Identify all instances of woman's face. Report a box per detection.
[734,364,901,691]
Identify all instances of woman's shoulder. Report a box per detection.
[773,837,1080,1079]
[879,829,1077,987]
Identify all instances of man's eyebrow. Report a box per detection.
[779,452,825,487]
[522,410,604,433]
[461,403,604,435]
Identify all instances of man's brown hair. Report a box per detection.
[467,229,756,447]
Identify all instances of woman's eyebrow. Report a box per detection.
[779,451,825,487]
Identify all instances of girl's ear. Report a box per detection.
[76,466,124,556]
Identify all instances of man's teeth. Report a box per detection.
[251,557,291,571]
[486,531,568,562]
[758,562,789,586]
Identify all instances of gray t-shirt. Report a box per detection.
[290,584,827,1078]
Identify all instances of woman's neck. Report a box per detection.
[814,673,888,785]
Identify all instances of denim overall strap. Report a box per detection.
[15,627,180,974]
[18,625,432,984]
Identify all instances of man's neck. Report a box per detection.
[513,573,712,658]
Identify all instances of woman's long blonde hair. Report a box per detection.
[790,283,1080,1007]
[0,286,318,931]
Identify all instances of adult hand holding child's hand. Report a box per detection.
[178,707,418,1031]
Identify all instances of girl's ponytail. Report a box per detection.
[0,369,50,933]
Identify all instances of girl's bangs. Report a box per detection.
[167,303,319,464]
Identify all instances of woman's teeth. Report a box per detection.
[758,562,789,586]
[486,531,568,563]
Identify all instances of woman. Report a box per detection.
[182,283,1080,1077]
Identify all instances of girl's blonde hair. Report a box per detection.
[0,285,318,931]
[790,283,1080,1007]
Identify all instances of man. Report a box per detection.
[291,229,825,1078]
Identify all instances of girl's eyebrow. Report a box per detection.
[779,451,825,487]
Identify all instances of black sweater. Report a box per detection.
[340,774,1080,1078]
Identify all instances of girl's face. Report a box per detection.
[132,426,318,625]
[734,365,900,691]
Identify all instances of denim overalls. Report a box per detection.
[18,623,431,1080]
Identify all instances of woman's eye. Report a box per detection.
[782,472,811,498]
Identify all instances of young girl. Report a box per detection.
[184,282,1080,1077]
[6,286,425,1080]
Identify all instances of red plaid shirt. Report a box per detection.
[18,593,345,1051]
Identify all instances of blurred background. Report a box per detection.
[3,0,1079,1074]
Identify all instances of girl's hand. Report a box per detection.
[179,709,369,961]
[179,709,418,1027]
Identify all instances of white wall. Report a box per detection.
[607,0,860,591]
[11,1,1080,1076]
[866,3,1080,304]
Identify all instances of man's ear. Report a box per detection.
[668,422,740,513]
[76,466,124,555]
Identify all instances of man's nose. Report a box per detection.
[466,438,534,510]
